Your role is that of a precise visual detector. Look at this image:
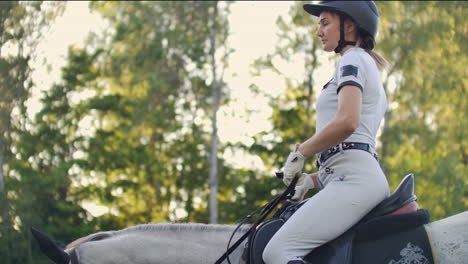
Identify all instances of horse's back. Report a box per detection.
[425,211,468,264]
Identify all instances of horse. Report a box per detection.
[32,212,468,264]
[32,174,468,264]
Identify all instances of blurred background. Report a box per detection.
[0,1,466,263]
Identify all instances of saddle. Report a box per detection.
[243,174,434,264]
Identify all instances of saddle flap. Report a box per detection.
[248,218,285,264]
[355,209,431,243]
[363,174,417,221]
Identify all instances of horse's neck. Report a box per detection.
[79,223,246,264]
[130,224,246,264]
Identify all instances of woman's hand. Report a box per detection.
[292,172,317,201]
[283,145,306,186]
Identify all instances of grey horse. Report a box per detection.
[32,211,468,264]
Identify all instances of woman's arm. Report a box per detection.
[298,85,362,157]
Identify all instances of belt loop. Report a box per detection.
[339,143,344,154]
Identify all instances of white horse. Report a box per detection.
[33,211,468,264]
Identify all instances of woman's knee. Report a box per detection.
[262,241,275,264]
[264,242,306,264]
[263,238,284,264]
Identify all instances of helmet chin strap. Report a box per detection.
[334,14,357,54]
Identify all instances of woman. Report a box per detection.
[263,2,390,264]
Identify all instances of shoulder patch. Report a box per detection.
[340,65,358,78]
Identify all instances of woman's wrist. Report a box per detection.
[310,172,319,189]
[297,143,312,158]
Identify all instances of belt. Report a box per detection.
[316,142,378,168]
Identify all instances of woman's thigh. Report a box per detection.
[263,153,389,263]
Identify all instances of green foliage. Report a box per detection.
[8,81,97,258]
[76,1,227,225]
[19,1,236,229]
[377,1,467,220]
[0,2,66,263]
[246,1,321,199]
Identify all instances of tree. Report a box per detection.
[9,70,97,263]
[377,1,467,220]
[53,1,234,226]
[246,1,321,197]
[206,1,232,224]
[0,2,66,263]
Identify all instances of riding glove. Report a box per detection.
[283,145,306,186]
[292,173,316,201]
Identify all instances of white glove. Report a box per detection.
[283,146,306,186]
[292,173,316,201]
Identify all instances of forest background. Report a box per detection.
[0,1,466,263]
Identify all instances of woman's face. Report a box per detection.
[316,11,341,52]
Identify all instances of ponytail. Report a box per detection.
[356,34,388,71]
[365,49,388,72]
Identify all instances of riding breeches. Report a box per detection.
[263,149,390,264]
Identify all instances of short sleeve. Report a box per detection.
[336,50,366,94]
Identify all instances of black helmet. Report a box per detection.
[303,1,379,52]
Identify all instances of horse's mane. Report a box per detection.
[67,223,249,249]
[120,223,248,233]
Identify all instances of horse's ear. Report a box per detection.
[30,227,70,264]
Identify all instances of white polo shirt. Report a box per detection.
[315,47,387,151]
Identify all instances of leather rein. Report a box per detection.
[214,174,298,264]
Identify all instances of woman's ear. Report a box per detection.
[344,19,357,34]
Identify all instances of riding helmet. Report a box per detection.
[303,1,380,50]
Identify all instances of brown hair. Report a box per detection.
[342,14,388,71]
[358,39,388,71]
[355,29,388,71]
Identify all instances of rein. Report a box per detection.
[214,174,298,264]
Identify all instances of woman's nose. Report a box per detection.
[316,28,323,38]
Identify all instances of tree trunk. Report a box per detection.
[209,111,219,224]
[0,38,3,192]
[209,2,220,224]
[304,41,318,137]
[0,135,4,192]
[0,134,11,264]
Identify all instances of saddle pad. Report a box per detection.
[352,209,433,264]
[304,209,432,264]
[353,225,434,264]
